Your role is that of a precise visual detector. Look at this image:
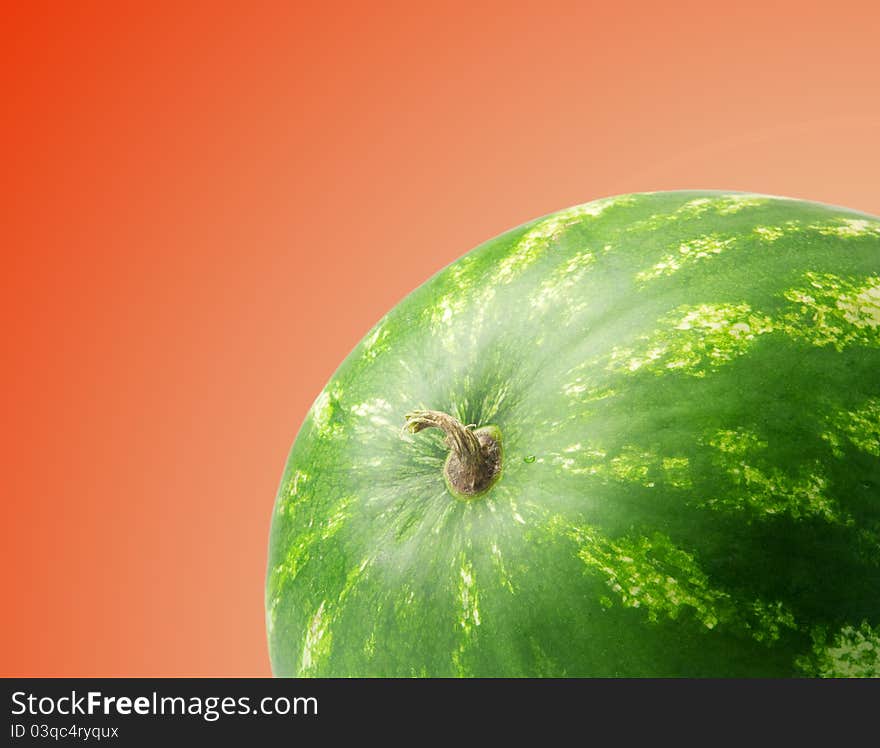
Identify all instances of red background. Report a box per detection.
[3,2,878,676]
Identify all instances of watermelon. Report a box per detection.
[266,191,880,677]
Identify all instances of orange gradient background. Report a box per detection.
[3,2,879,676]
